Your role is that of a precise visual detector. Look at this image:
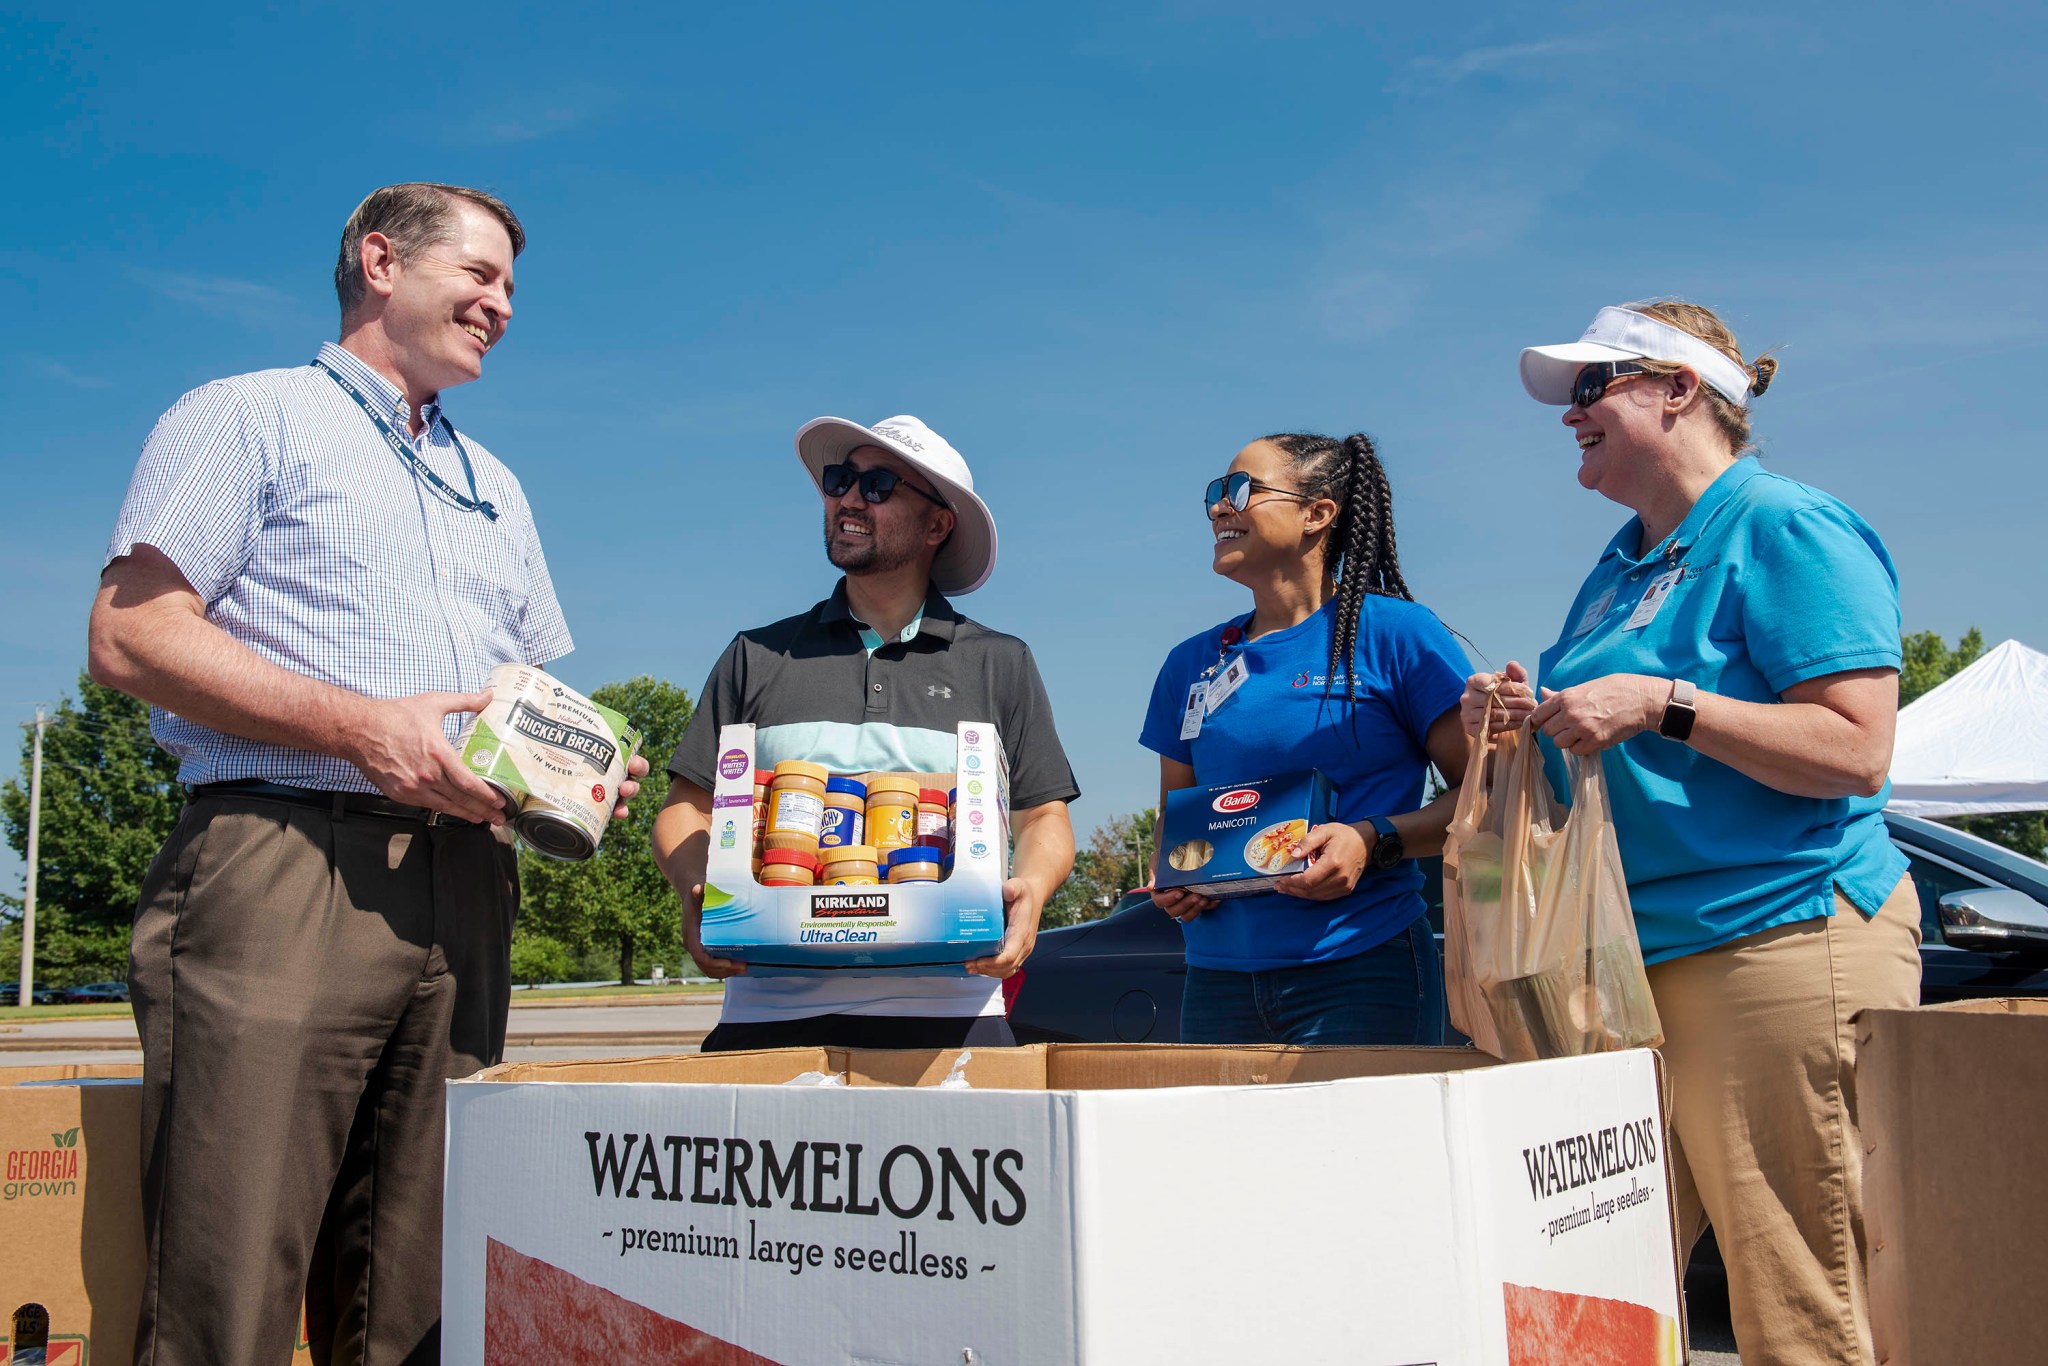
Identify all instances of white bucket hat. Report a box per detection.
[1520,306,1754,408]
[794,414,998,595]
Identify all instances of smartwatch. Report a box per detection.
[1366,815,1405,870]
[1659,679,1698,742]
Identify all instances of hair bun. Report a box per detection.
[1749,354,1779,397]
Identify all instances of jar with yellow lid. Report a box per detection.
[866,775,921,855]
[760,848,819,888]
[820,777,867,850]
[767,761,829,859]
[886,846,944,884]
[819,845,882,886]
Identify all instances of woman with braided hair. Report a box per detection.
[1139,432,1470,1044]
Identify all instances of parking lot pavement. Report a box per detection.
[0,994,726,1068]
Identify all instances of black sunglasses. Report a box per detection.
[1205,471,1311,513]
[821,462,950,509]
[1572,360,1647,409]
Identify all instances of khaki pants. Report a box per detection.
[1649,876,1921,1366]
[129,795,518,1366]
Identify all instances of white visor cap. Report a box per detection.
[1520,306,1753,408]
[795,414,998,595]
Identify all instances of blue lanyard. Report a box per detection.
[316,360,498,521]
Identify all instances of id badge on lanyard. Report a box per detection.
[1625,566,1684,630]
[1180,621,1247,741]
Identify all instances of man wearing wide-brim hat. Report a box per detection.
[654,414,1079,1048]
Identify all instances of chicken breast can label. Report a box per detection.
[457,664,641,861]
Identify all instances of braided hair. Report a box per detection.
[1259,432,1412,707]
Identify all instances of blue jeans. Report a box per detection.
[1181,917,1444,1046]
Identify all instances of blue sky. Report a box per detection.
[4,2,2044,898]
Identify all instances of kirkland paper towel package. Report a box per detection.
[696,722,1009,973]
[441,1045,1686,1364]
[1153,769,1337,898]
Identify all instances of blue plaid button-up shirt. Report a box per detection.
[107,342,574,790]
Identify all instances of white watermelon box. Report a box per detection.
[442,1045,1687,1364]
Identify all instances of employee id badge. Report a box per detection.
[1571,586,1618,638]
[1204,654,1250,716]
[1179,681,1207,740]
[1624,567,1684,630]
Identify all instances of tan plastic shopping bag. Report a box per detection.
[1441,698,1663,1061]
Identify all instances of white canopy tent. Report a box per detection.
[1887,638,2048,818]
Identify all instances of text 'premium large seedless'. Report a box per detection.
[458,664,642,860]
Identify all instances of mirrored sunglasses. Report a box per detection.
[1204,471,1311,513]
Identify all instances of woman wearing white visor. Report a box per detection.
[1462,300,1920,1364]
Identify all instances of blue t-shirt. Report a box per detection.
[1140,596,1470,972]
[1538,456,1909,964]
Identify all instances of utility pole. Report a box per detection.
[18,708,44,1009]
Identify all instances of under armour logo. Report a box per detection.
[927,685,953,699]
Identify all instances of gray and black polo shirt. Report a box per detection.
[672,580,1079,1023]
[671,581,1079,809]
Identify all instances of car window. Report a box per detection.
[1902,852,1989,945]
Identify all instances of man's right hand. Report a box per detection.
[681,883,746,979]
[345,689,509,824]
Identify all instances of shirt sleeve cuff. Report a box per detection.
[1764,645,1904,695]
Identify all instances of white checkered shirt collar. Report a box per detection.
[315,341,445,437]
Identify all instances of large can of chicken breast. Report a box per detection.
[456,664,642,861]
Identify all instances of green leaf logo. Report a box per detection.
[51,1127,78,1148]
[701,884,733,911]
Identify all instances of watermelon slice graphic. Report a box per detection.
[1502,1282,1680,1365]
[485,1238,783,1364]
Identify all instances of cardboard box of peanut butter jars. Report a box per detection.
[697,722,1010,973]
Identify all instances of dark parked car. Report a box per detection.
[1010,812,2048,1044]
[62,980,132,1004]
[0,981,71,1006]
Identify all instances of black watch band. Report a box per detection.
[1367,815,1404,869]
[1659,679,1698,742]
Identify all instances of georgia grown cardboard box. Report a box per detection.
[1857,997,2048,1366]
[0,1065,313,1364]
[698,722,1010,973]
[443,1045,1687,1364]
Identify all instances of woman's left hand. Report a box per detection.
[1531,673,1666,755]
[1273,821,1371,901]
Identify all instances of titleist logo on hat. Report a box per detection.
[872,424,924,452]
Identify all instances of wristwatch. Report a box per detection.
[1659,679,1698,742]
[1366,815,1405,870]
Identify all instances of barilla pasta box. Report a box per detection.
[1155,769,1337,898]
[698,722,1010,974]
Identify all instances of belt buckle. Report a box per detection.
[424,809,448,828]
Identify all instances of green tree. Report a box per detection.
[1,674,184,987]
[1898,629,2046,860]
[1045,806,1158,927]
[1900,627,1984,707]
[507,925,575,987]
[517,676,693,984]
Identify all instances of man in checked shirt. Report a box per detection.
[87,183,648,1366]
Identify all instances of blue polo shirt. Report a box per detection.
[1141,596,1469,972]
[1538,457,1908,964]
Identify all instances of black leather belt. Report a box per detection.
[188,780,480,827]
